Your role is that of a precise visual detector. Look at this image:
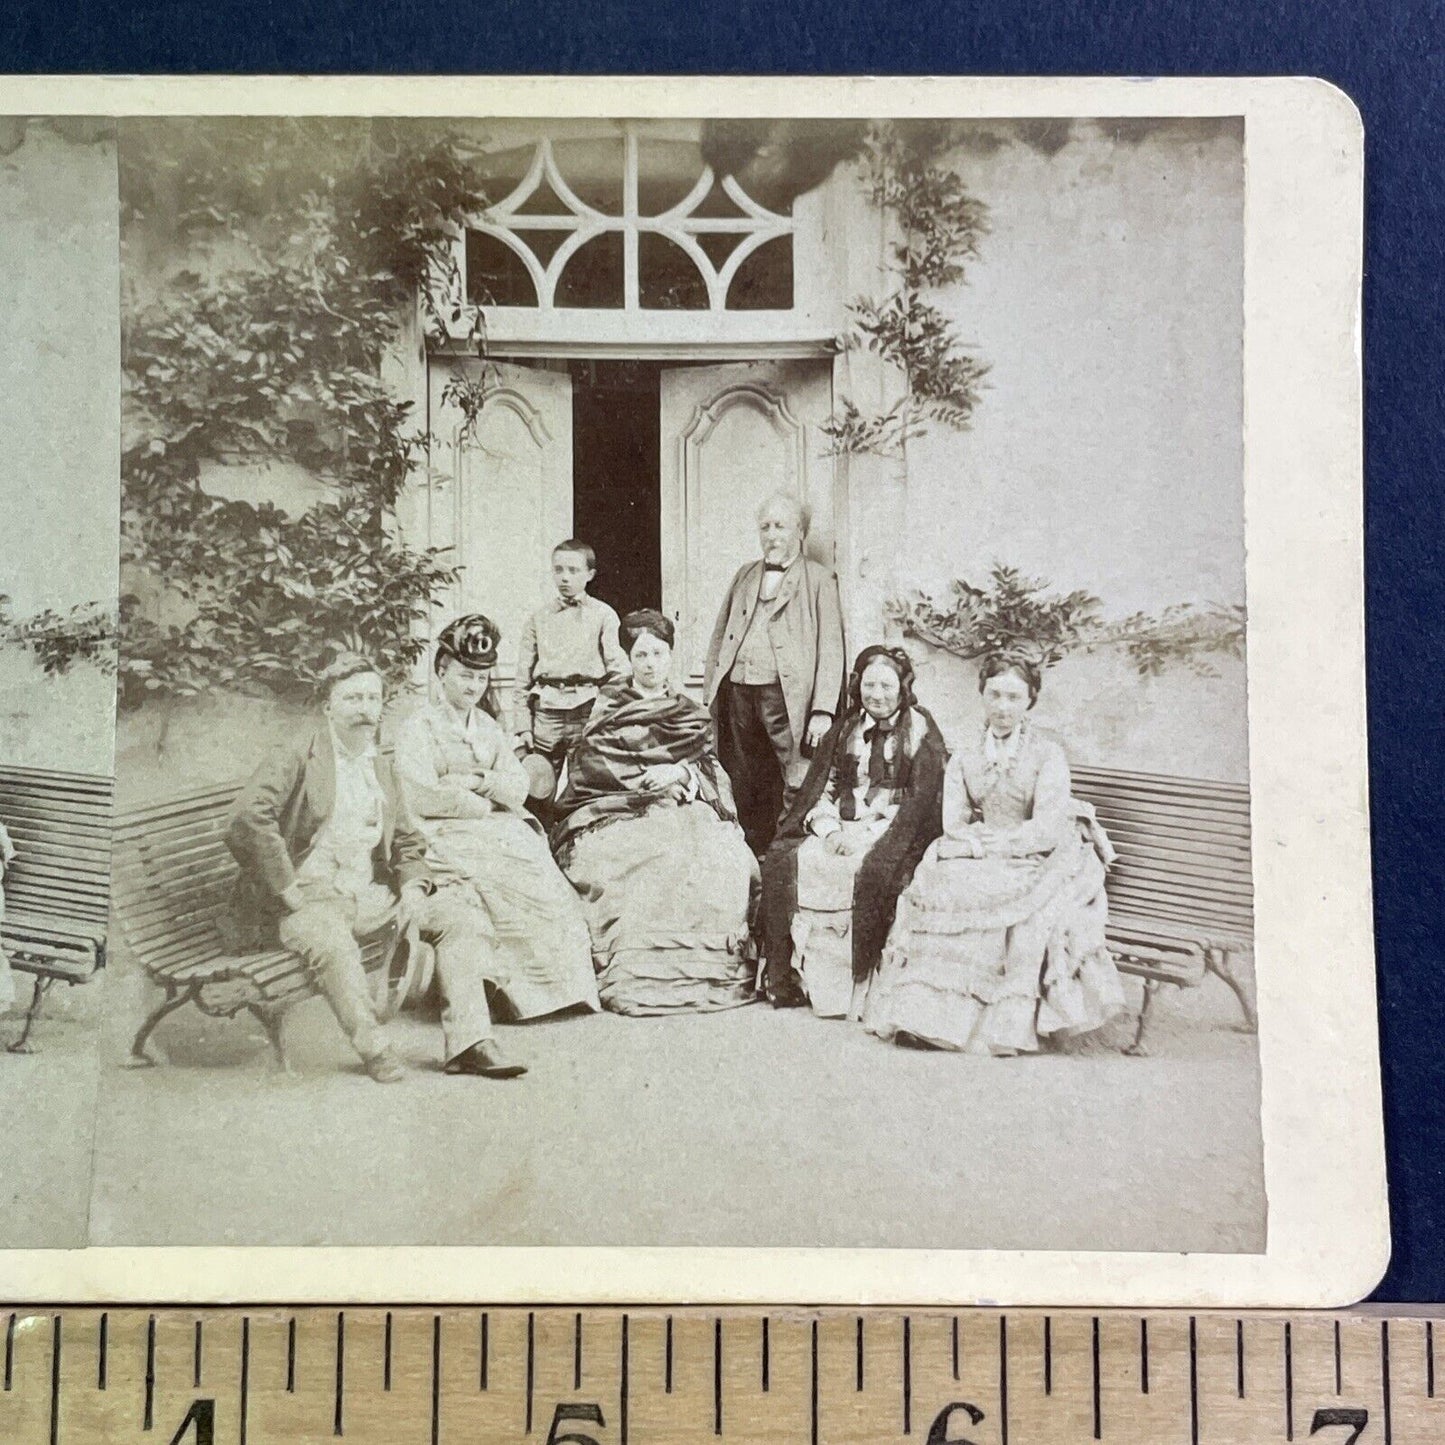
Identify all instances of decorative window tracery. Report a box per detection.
[462,127,795,314]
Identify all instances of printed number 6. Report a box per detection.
[926,1400,986,1444]
[545,1402,607,1445]
[1310,1407,1369,1444]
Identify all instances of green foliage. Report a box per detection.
[118,119,491,709]
[824,122,991,455]
[888,567,1246,677]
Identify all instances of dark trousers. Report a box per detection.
[717,680,798,857]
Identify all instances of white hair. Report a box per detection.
[756,489,810,536]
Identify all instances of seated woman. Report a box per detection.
[393,614,600,1025]
[862,653,1126,1055]
[551,609,757,1016]
[758,645,947,1016]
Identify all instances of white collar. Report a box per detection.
[329,725,378,764]
[983,721,1024,763]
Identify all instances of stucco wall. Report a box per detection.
[0,123,120,775]
[839,119,1248,780]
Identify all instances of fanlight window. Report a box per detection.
[463,128,795,314]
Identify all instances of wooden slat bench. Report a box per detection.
[1072,763,1256,1055]
[0,766,113,1051]
[112,781,415,1069]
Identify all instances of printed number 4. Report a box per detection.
[166,1398,215,1445]
[1310,1407,1370,1444]
[545,1402,607,1445]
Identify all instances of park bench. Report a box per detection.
[1071,763,1256,1055]
[0,766,113,1051]
[112,781,422,1069]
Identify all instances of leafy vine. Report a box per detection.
[823,122,991,455]
[888,566,1247,678]
[117,119,492,709]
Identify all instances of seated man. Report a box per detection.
[224,652,526,1084]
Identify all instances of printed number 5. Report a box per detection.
[545,1402,607,1445]
[1310,1407,1369,1444]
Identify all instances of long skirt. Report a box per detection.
[563,801,758,1016]
[423,812,600,1020]
[863,826,1125,1055]
[787,819,892,1018]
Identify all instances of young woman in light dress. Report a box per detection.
[863,654,1126,1055]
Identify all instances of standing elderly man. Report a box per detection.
[704,490,846,859]
[225,652,527,1084]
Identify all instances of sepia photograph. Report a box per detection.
[93,107,1263,1254]
[0,76,1380,1307]
[0,114,119,1248]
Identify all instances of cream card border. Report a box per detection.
[0,74,1381,1307]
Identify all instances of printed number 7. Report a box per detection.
[1310,1407,1369,1444]
[545,1402,607,1445]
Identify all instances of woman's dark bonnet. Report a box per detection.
[848,644,917,714]
[978,653,1042,707]
[620,608,674,654]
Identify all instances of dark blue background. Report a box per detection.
[4,0,1441,1301]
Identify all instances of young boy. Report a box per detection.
[512,540,628,771]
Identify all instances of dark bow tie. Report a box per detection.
[863,716,899,787]
[558,594,583,607]
[762,562,787,573]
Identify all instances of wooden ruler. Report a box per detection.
[0,1307,1438,1443]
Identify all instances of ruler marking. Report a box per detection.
[761,1316,770,1393]
[286,1317,296,1394]
[810,1320,819,1445]
[334,1311,345,1438]
[431,1315,441,1445]
[1382,1320,1393,1445]
[665,1317,673,1394]
[384,1311,393,1392]
[193,1319,203,1389]
[239,1316,250,1445]
[526,1312,535,1435]
[144,1314,156,1432]
[1236,1318,1245,1398]
[998,1315,1009,1445]
[1284,1320,1294,1441]
[480,1312,488,1391]
[1334,1318,1342,1394]
[1428,1320,1436,1398]
[619,1314,630,1445]
[574,1312,583,1391]
[4,1312,12,1392]
[48,1314,60,1445]
[1044,1315,1053,1396]
[1140,1317,1149,1395]
[856,1316,864,1392]
[1189,1316,1199,1445]
[713,1318,723,1436]
[97,1313,107,1391]
[951,1315,959,1382]
[1091,1316,1101,1440]
[903,1316,912,1435]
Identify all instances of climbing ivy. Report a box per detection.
[117,118,491,708]
[887,566,1248,678]
[824,122,991,455]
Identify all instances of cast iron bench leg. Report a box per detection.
[1206,945,1258,1033]
[246,1004,291,1073]
[126,986,193,1067]
[1124,977,1164,1058]
[7,974,53,1054]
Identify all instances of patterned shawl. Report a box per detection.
[550,683,737,858]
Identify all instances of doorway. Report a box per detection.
[569,360,662,622]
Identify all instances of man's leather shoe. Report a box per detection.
[444,1040,527,1078]
[364,1047,406,1084]
[764,974,808,1009]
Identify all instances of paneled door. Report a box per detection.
[659,358,835,687]
[427,358,573,695]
